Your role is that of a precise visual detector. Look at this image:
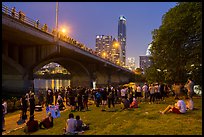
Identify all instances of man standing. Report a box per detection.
[186,78,195,99]
[29,94,35,118]
[142,83,148,101]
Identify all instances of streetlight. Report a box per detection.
[56,2,59,36]
[61,28,66,34]
[157,69,167,82]
[55,2,60,52]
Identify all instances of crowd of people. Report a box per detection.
[1,77,197,134]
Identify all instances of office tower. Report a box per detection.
[118,15,126,66]
[95,35,113,59]
[111,38,120,64]
[127,57,136,70]
[139,55,152,72]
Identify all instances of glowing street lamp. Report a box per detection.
[55,2,59,39]
[55,2,60,52]
[157,69,161,72]
[61,28,66,34]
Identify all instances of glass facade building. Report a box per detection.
[95,35,113,59]
[118,15,126,66]
[139,55,152,72]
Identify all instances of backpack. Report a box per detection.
[96,92,101,99]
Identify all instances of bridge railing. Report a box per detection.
[2,4,132,73]
[2,4,54,35]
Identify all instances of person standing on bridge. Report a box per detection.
[11,7,16,17]
[43,24,48,32]
[19,11,22,20]
[36,19,39,28]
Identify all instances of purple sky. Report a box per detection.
[3,2,177,67]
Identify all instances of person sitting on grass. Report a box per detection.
[129,98,138,108]
[75,115,85,134]
[120,97,130,111]
[64,113,77,135]
[39,112,53,129]
[185,97,194,111]
[75,115,89,133]
[24,115,38,133]
[160,98,186,114]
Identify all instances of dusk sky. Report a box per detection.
[3,2,177,68]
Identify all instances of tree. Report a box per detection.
[148,2,202,85]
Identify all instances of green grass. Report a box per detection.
[7,96,202,135]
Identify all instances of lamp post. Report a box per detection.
[157,69,167,83]
[55,2,60,52]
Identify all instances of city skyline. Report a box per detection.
[3,2,177,68]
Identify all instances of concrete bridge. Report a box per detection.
[2,5,135,94]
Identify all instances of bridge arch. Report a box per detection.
[30,57,91,87]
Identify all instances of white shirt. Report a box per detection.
[2,102,7,114]
[121,88,127,97]
[66,118,77,133]
[177,100,186,113]
[149,86,155,94]
[136,86,142,92]
[142,85,148,93]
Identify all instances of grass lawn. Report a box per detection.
[7,96,202,135]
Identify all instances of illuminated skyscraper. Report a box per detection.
[111,38,120,64]
[127,57,136,70]
[118,15,126,66]
[139,55,152,72]
[95,35,113,59]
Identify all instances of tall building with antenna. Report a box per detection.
[118,15,126,66]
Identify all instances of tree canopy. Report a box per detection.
[146,2,202,85]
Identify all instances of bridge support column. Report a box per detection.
[87,64,97,88]
[71,75,90,88]
[3,41,9,56]
[23,70,34,92]
[90,71,97,88]
[107,72,112,86]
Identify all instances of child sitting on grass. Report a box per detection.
[130,98,138,108]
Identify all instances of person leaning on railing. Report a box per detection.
[19,11,22,20]
[11,7,16,18]
[42,24,48,32]
[35,19,40,28]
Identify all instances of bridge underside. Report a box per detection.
[2,13,135,95]
[2,54,133,95]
